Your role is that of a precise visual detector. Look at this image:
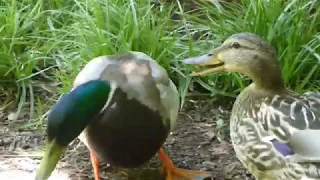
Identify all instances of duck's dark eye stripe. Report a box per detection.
[230,44,255,51]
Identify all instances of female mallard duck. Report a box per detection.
[35,51,211,180]
[182,32,320,180]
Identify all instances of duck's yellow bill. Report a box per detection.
[35,140,66,180]
[182,54,225,76]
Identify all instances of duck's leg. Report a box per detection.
[90,151,101,180]
[157,148,211,180]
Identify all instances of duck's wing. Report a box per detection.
[258,94,320,162]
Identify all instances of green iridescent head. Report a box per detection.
[35,80,112,180]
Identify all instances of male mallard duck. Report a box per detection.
[35,51,211,180]
[182,32,320,180]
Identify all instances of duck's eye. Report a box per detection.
[231,42,240,49]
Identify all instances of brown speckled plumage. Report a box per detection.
[183,32,320,180]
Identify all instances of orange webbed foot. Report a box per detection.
[158,148,211,180]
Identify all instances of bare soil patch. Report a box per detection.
[0,97,254,180]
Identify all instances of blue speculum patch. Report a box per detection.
[270,139,295,156]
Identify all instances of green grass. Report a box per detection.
[0,0,319,119]
[182,0,320,94]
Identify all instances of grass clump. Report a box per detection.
[0,0,319,119]
[182,0,320,95]
[56,0,184,93]
[0,0,74,117]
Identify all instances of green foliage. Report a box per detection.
[0,0,319,113]
[56,0,183,94]
[0,0,77,118]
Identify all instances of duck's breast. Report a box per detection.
[83,88,170,168]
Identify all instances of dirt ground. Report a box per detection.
[0,97,254,180]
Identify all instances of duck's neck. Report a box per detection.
[252,73,285,92]
[246,58,286,92]
[232,83,270,116]
[47,80,113,146]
